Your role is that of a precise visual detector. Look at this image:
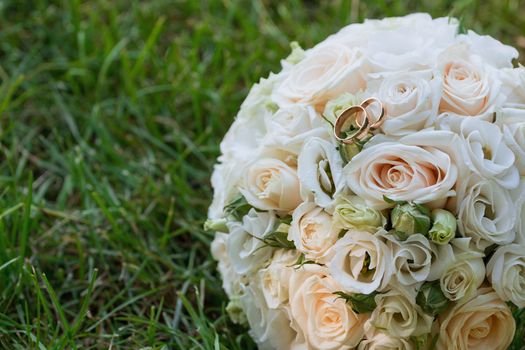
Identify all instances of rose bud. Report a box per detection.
[226,297,247,325]
[333,195,386,233]
[390,203,431,240]
[428,209,457,245]
[339,142,363,163]
[203,218,229,233]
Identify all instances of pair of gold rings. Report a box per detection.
[333,97,386,144]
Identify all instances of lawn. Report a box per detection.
[0,0,524,349]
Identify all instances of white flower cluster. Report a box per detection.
[207,13,525,350]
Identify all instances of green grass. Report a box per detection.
[0,0,523,349]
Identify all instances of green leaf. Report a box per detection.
[224,196,254,221]
[334,291,378,314]
[290,253,317,268]
[382,195,407,205]
[262,230,295,249]
[416,282,449,316]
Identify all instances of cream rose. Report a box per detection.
[458,118,519,189]
[383,233,434,286]
[328,230,393,294]
[288,202,340,262]
[358,332,415,350]
[345,139,458,209]
[456,175,516,249]
[289,264,367,350]
[262,105,330,156]
[272,42,366,110]
[240,158,302,212]
[226,209,275,275]
[367,70,441,135]
[258,249,299,309]
[437,287,515,350]
[365,286,433,338]
[297,138,344,208]
[487,244,525,308]
[439,50,502,118]
[435,238,485,302]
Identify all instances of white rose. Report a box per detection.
[383,233,434,286]
[438,47,503,119]
[226,209,275,275]
[458,118,518,189]
[514,180,525,244]
[258,249,299,309]
[365,286,433,338]
[437,287,515,350]
[344,133,458,209]
[289,264,367,350]
[358,332,415,350]
[367,70,441,135]
[240,158,302,212]
[240,281,297,350]
[333,195,386,233]
[262,105,330,156]
[288,202,340,262]
[487,244,525,308]
[211,233,244,297]
[460,30,519,69]
[362,14,457,72]
[328,229,393,294]
[210,73,284,219]
[328,14,457,58]
[500,65,525,106]
[456,174,516,249]
[501,121,525,175]
[437,238,485,301]
[238,72,283,121]
[208,161,243,219]
[220,73,284,160]
[272,42,367,110]
[297,138,344,208]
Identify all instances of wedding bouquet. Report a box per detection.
[206,13,525,350]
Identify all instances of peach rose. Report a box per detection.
[439,51,502,118]
[437,287,515,350]
[344,138,458,209]
[289,265,368,350]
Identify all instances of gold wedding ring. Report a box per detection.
[360,97,386,129]
[333,105,369,144]
[333,97,386,145]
